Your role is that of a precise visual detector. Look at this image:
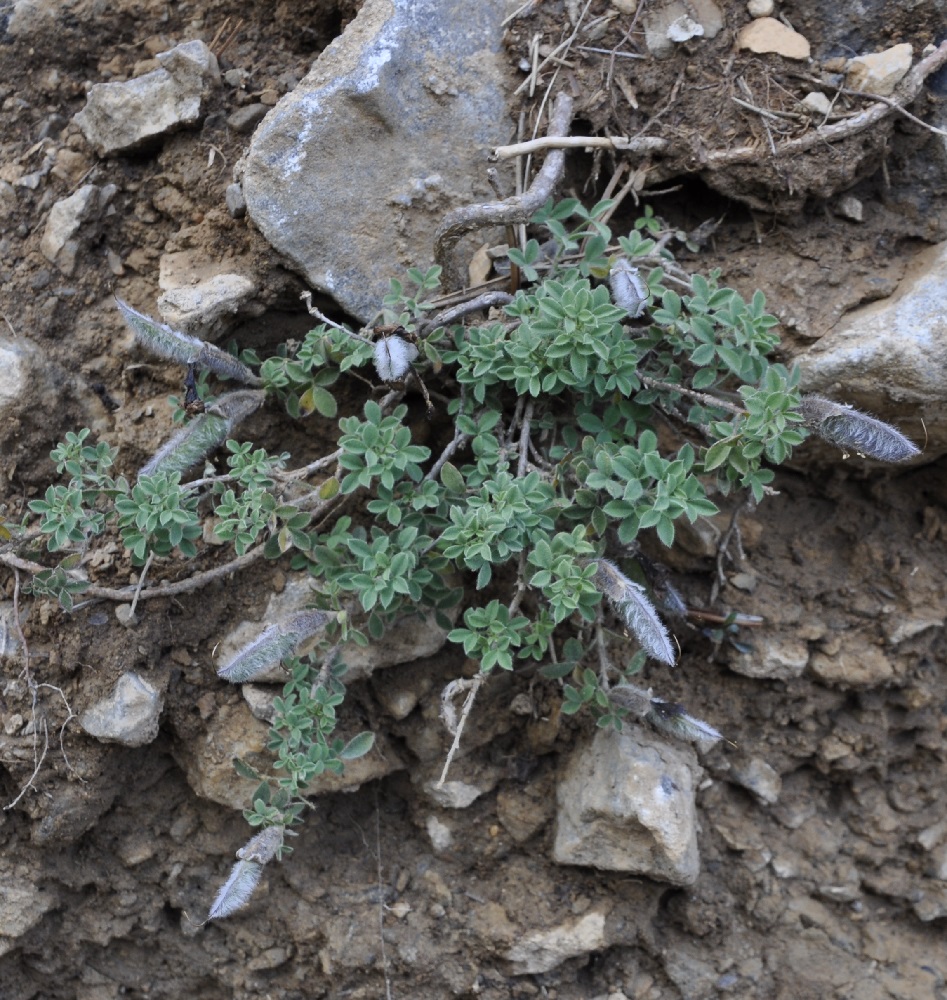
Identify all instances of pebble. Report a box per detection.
[747,0,774,15]
[736,17,811,60]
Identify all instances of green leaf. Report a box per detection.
[340,731,376,761]
[440,462,465,493]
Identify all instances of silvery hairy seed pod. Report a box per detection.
[647,698,722,745]
[798,395,920,463]
[593,559,675,666]
[373,335,419,382]
[116,297,261,385]
[217,609,333,683]
[609,258,648,318]
[138,390,265,478]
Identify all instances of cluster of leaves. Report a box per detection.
[18,198,920,920]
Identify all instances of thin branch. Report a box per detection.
[419,291,514,335]
[436,675,483,787]
[426,428,471,482]
[434,91,574,289]
[373,788,393,1000]
[127,551,153,621]
[300,291,373,345]
[517,400,533,478]
[638,375,745,416]
[491,134,669,160]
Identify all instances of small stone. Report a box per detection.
[666,14,703,42]
[227,103,268,134]
[728,633,809,680]
[426,816,452,851]
[105,247,125,276]
[730,757,781,804]
[505,910,607,975]
[423,780,483,809]
[610,0,637,12]
[259,88,279,106]
[115,604,138,627]
[39,183,116,274]
[846,43,913,97]
[835,195,864,222]
[79,672,163,747]
[225,182,247,219]
[809,640,893,687]
[747,0,774,16]
[736,17,810,60]
[554,728,701,885]
[729,571,757,592]
[800,91,832,116]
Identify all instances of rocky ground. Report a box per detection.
[1,1,947,998]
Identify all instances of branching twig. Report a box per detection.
[638,375,745,416]
[491,134,669,160]
[434,92,574,289]
[419,291,514,335]
[517,400,533,478]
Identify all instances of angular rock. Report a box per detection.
[240,0,519,322]
[78,672,163,747]
[808,637,893,687]
[0,869,59,958]
[846,44,913,97]
[554,727,701,886]
[0,338,34,422]
[39,183,116,275]
[798,240,947,459]
[423,779,484,809]
[728,632,809,680]
[736,17,810,60]
[644,0,723,59]
[158,273,260,339]
[180,693,403,811]
[730,756,782,804]
[75,40,220,155]
[505,910,607,975]
[800,91,832,117]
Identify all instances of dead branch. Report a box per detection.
[434,92,574,290]
[491,134,669,160]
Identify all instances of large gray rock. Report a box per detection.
[798,240,947,460]
[74,40,220,155]
[554,727,702,886]
[241,0,517,322]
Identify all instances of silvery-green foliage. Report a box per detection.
[593,559,675,666]
[116,297,260,385]
[609,258,648,318]
[207,858,263,921]
[799,395,920,463]
[373,335,419,381]
[218,609,333,682]
[139,390,265,478]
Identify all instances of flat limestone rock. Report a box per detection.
[846,43,913,97]
[75,40,220,155]
[736,17,811,60]
[240,0,518,322]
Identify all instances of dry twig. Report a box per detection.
[434,92,574,289]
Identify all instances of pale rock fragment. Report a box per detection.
[846,43,913,97]
[736,17,811,60]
